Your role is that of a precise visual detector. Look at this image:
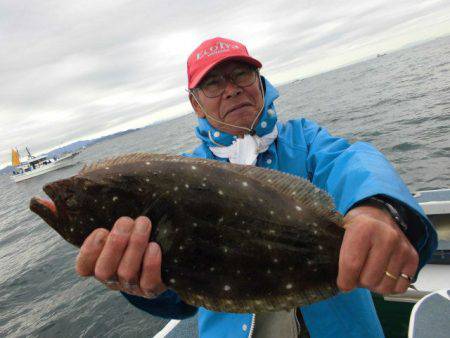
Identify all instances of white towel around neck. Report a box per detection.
[210,125,278,165]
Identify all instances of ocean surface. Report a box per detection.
[1,35,449,337]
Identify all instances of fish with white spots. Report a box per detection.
[30,153,344,313]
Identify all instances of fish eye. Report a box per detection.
[65,195,78,208]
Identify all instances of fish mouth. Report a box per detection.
[30,196,58,229]
[29,182,61,229]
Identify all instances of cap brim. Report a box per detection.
[188,55,262,89]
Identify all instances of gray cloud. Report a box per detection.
[1,0,450,167]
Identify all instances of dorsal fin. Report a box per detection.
[79,153,189,174]
[79,153,343,225]
[229,165,344,226]
[80,153,146,173]
[79,153,229,174]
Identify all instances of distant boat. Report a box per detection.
[377,53,387,58]
[10,147,81,182]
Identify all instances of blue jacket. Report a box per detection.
[123,79,437,337]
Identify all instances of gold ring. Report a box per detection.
[385,271,398,280]
[400,273,413,283]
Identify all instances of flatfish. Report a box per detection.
[30,153,344,313]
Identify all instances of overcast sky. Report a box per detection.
[1,0,450,168]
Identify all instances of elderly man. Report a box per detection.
[76,37,437,337]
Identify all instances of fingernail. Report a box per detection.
[95,231,106,246]
[115,219,133,234]
[148,242,159,257]
[135,217,150,234]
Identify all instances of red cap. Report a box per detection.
[187,37,262,89]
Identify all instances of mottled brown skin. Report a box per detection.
[30,153,344,312]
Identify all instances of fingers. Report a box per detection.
[385,241,418,294]
[338,207,419,295]
[395,249,418,293]
[94,217,135,283]
[117,216,151,279]
[370,232,418,294]
[76,228,109,276]
[337,216,372,292]
[358,227,398,289]
[75,216,166,298]
[370,244,403,294]
[140,242,167,297]
[116,216,152,292]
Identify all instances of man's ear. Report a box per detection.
[189,92,206,118]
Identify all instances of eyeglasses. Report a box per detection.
[197,66,258,98]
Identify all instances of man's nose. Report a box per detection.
[223,80,242,99]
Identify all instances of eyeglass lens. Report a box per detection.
[200,66,256,98]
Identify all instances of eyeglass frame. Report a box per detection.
[192,65,260,98]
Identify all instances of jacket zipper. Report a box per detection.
[248,313,256,338]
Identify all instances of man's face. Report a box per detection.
[189,60,264,137]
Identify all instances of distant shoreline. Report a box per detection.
[0,127,145,175]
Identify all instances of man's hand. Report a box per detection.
[75,216,167,298]
[337,205,418,295]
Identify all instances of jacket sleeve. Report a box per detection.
[121,290,198,319]
[302,119,438,272]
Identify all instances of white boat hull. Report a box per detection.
[11,156,79,182]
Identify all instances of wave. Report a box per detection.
[366,92,427,110]
[400,116,430,125]
[438,86,450,93]
[435,61,450,68]
[430,147,450,157]
[391,142,422,152]
[366,98,403,109]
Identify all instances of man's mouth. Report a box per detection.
[226,103,252,115]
